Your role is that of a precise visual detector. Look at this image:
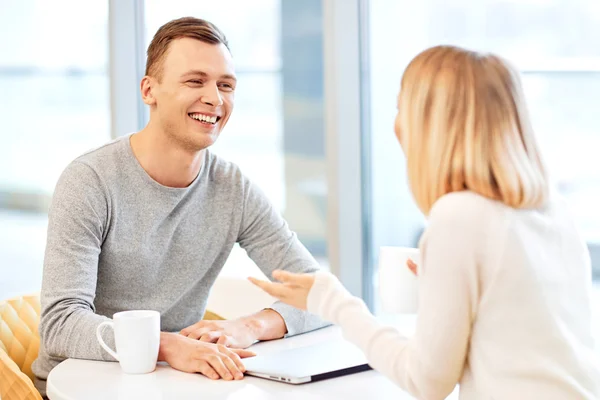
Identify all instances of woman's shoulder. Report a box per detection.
[419,191,509,259]
[429,191,506,223]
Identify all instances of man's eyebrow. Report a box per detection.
[181,70,208,78]
[181,70,237,81]
[221,74,237,82]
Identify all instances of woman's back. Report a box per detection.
[431,191,600,399]
[249,45,600,400]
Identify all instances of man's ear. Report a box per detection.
[141,76,157,106]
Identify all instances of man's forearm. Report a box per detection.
[241,308,288,341]
[40,305,115,361]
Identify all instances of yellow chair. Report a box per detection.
[202,310,224,320]
[0,294,43,400]
[0,292,223,400]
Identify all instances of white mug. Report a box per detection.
[378,246,420,314]
[96,310,160,374]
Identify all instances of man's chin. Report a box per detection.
[185,133,219,152]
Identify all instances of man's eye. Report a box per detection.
[188,80,203,84]
[219,83,235,91]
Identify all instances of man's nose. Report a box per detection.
[201,83,223,107]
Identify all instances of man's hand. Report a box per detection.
[158,332,255,380]
[181,309,288,348]
[180,319,259,348]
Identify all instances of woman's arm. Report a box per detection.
[308,197,483,399]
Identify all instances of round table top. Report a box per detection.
[47,319,424,400]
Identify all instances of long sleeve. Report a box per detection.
[237,177,328,336]
[38,161,117,363]
[307,197,482,400]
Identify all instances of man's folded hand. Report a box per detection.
[180,318,261,348]
[158,332,255,380]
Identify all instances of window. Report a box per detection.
[0,0,110,204]
[0,0,110,298]
[367,0,600,311]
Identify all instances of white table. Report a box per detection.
[47,317,432,400]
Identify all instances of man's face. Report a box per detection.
[144,38,236,151]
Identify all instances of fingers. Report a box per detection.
[407,259,418,276]
[218,344,246,373]
[230,348,257,359]
[247,276,268,289]
[180,321,205,336]
[216,335,232,347]
[166,336,247,381]
[196,361,220,380]
[271,269,298,283]
[247,277,288,299]
[273,270,315,289]
[181,321,209,338]
[217,348,244,380]
[205,354,235,380]
[199,331,221,343]
[186,329,208,340]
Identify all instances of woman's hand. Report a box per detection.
[407,258,418,276]
[248,270,316,311]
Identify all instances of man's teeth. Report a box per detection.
[189,113,218,124]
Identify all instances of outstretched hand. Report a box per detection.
[248,270,316,311]
[407,258,418,275]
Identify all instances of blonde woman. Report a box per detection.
[249,46,600,399]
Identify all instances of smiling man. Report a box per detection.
[32,17,325,396]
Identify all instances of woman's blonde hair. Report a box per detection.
[398,45,548,215]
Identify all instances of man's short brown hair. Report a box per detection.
[145,17,229,81]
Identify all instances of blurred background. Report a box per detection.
[0,0,598,324]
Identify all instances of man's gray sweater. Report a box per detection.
[33,135,325,393]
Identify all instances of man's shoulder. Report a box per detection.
[205,150,246,185]
[55,136,128,194]
[73,136,126,168]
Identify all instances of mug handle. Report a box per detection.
[96,321,119,361]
